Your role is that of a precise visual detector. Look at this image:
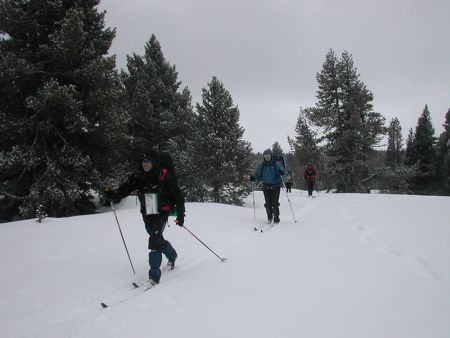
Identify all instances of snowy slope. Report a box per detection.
[0,191,449,338]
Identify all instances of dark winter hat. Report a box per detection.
[140,150,158,164]
[263,149,272,156]
[142,158,155,165]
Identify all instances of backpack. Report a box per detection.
[156,151,177,180]
[272,153,287,179]
[304,166,316,182]
[155,151,180,216]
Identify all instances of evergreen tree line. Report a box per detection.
[0,0,251,222]
[287,49,450,195]
[1,2,448,222]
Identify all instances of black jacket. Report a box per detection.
[106,164,185,216]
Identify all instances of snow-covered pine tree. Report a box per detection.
[305,49,385,192]
[36,204,47,223]
[164,88,201,201]
[386,117,403,168]
[120,35,193,157]
[194,77,252,205]
[0,0,127,221]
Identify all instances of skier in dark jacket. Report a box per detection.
[285,170,293,193]
[250,149,285,223]
[103,151,185,286]
[303,163,317,197]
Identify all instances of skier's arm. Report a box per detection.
[254,164,263,182]
[103,175,138,200]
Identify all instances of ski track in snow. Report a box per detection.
[337,198,444,282]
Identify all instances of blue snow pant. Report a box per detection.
[142,212,177,282]
[263,185,281,220]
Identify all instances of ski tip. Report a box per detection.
[132,282,139,288]
[101,302,108,308]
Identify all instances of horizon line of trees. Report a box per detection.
[1,1,448,223]
[286,49,449,195]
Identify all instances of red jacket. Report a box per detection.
[303,166,317,182]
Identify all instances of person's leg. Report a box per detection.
[162,240,177,265]
[144,214,169,282]
[272,187,281,223]
[308,182,313,196]
[263,187,273,221]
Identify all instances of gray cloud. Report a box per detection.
[99,0,450,151]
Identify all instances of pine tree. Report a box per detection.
[288,108,320,165]
[407,105,437,193]
[305,49,386,192]
[272,142,284,157]
[0,0,127,221]
[120,34,193,155]
[382,118,409,193]
[410,105,435,166]
[194,77,252,205]
[404,128,415,166]
[164,87,200,201]
[386,117,403,168]
[435,108,450,194]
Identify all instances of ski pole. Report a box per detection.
[284,189,298,223]
[110,201,136,274]
[251,182,256,220]
[279,161,297,222]
[182,225,227,262]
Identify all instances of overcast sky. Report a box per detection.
[98,0,449,152]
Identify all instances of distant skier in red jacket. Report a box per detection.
[303,163,317,197]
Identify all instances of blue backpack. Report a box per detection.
[272,153,287,180]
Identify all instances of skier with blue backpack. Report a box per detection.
[250,149,286,223]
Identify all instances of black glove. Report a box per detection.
[175,214,185,227]
[250,175,256,182]
[101,187,115,201]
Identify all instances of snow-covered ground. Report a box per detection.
[1,190,449,338]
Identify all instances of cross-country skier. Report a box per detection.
[285,170,293,193]
[303,163,317,197]
[103,150,185,286]
[250,148,285,223]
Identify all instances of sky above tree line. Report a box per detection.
[99,0,450,152]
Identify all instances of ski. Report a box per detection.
[254,221,273,232]
[100,282,143,308]
[260,223,278,233]
[100,262,180,308]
